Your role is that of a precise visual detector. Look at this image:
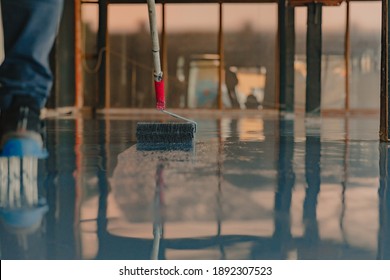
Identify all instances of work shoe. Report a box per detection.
[0,95,48,158]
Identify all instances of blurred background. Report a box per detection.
[51,1,381,112]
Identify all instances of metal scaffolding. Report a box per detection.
[63,0,389,139]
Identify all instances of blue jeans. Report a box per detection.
[0,0,64,109]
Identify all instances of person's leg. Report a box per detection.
[0,0,63,156]
[0,0,64,109]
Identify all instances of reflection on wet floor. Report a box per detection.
[0,113,389,260]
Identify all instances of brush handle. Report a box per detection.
[147,0,165,110]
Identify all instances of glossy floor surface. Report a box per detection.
[0,112,389,260]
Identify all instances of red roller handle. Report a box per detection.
[155,79,165,110]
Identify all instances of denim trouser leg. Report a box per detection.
[0,0,64,109]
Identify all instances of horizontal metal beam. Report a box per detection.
[81,0,381,4]
[82,0,276,3]
[81,0,275,3]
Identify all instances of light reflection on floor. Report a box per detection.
[0,112,389,260]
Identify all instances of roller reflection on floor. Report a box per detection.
[112,144,197,259]
[151,162,164,260]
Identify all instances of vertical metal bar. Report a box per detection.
[278,0,295,113]
[97,0,109,109]
[286,6,295,113]
[105,5,111,109]
[75,0,83,109]
[275,24,281,109]
[120,34,128,105]
[277,0,286,111]
[55,0,76,107]
[306,3,322,116]
[380,0,389,141]
[218,3,224,110]
[131,63,137,107]
[344,1,350,112]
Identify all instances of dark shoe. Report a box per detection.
[0,95,47,158]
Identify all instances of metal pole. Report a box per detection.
[75,0,83,109]
[97,0,109,109]
[306,3,322,116]
[277,0,285,111]
[275,19,281,109]
[55,0,76,107]
[286,6,295,113]
[380,0,389,141]
[120,34,128,105]
[344,0,350,112]
[218,3,224,110]
[279,0,295,113]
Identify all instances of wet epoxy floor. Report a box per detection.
[0,112,389,260]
